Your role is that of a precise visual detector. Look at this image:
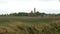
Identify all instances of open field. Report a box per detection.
[0,16,60,34]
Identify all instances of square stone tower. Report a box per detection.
[34,8,36,13]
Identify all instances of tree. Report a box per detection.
[29,11,34,16]
[35,11,40,16]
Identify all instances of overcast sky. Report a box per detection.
[0,0,60,14]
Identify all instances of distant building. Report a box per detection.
[28,10,33,16]
[29,8,38,16]
[34,8,36,13]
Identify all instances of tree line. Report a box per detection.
[0,11,60,17]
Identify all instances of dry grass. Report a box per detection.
[0,16,59,34]
[0,23,60,34]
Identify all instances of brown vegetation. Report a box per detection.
[0,17,60,34]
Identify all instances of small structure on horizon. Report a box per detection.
[29,8,38,16]
[34,8,36,13]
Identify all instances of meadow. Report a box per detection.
[0,16,60,34]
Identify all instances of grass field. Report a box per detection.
[0,16,60,34]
